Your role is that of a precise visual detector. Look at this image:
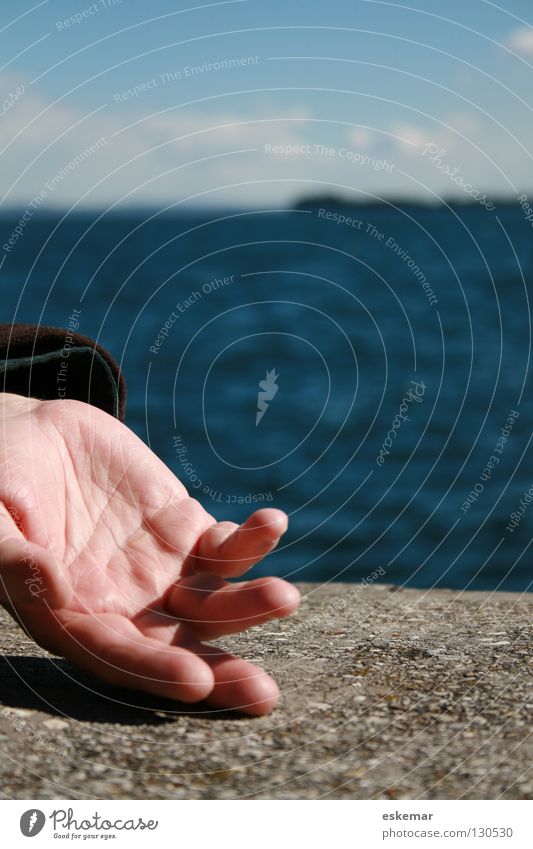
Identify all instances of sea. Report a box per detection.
[1,200,532,590]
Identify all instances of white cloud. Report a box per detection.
[346,128,373,149]
[505,27,533,57]
[0,74,315,207]
[390,122,435,156]
[0,71,529,208]
[390,113,482,160]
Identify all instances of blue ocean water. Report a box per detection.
[2,202,532,590]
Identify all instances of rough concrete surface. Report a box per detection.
[0,584,531,799]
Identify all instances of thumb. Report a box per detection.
[0,507,71,608]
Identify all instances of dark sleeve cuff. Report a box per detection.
[0,322,126,421]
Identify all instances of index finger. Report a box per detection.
[193,508,288,578]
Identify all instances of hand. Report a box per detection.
[0,394,299,715]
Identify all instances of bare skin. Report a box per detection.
[0,393,300,715]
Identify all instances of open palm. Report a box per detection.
[0,394,299,715]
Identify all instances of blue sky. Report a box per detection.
[1,0,533,208]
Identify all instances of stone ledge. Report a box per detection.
[0,584,531,799]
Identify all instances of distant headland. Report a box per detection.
[291,193,524,211]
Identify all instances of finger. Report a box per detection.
[194,508,288,577]
[62,612,214,703]
[206,649,280,716]
[166,573,300,639]
[144,496,214,562]
[197,643,280,716]
[0,506,71,608]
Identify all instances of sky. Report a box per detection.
[1,0,533,209]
